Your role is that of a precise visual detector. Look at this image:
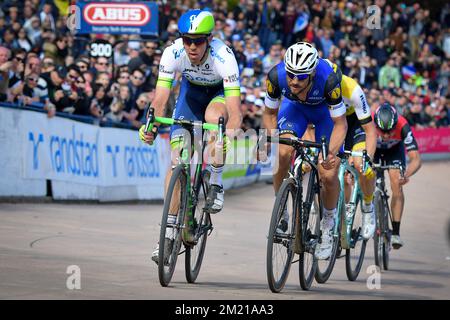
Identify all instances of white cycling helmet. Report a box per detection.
[284,42,319,75]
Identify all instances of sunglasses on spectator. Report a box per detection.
[15,57,24,62]
[68,74,78,80]
[77,64,87,69]
[44,60,54,65]
[132,75,144,81]
[182,36,208,46]
[286,71,309,81]
[28,77,37,82]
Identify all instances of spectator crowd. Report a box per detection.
[0,0,449,130]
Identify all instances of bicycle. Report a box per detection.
[266,135,328,292]
[373,162,405,271]
[315,149,372,282]
[144,107,225,287]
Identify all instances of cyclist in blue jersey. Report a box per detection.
[139,10,242,265]
[262,42,347,260]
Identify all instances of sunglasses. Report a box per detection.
[132,75,144,81]
[28,78,37,82]
[77,64,87,69]
[182,36,208,46]
[286,71,309,81]
[68,74,78,80]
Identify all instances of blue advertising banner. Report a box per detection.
[76,1,158,35]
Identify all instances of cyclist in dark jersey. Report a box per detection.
[373,103,422,249]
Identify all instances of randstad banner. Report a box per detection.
[76,1,158,35]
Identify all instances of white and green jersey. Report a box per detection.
[157,38,241,97]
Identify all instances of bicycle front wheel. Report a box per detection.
[266,178,296,293]
[315,199,341,284]
[158,165,188,287]
[298,171,319,290]
[345,196,367,281]
[185,170,211,283]
[373,191,384,269]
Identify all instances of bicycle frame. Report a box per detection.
[291,148,321,254]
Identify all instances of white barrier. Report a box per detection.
[1,107,267,201]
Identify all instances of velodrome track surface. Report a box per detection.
[1,161,449,300]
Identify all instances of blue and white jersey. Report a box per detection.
[264,58,346,118]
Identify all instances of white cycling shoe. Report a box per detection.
[151,238,174,266]
[361,204,376,240]
[391,235,404,249]
[315,217,335,260]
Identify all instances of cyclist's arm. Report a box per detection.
[152,45,177,118]
[263,67,281,135]
[218,45,242,130]
[405,149,421,180]
[326,72,347,156]
[151,85,171,119]
[349,83,377,159]
[401,120,421,180]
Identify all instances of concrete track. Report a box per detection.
[0,162,449,300]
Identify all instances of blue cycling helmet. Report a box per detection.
[178,9,215,35]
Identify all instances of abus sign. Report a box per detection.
[83,3,150,26]
[76,1,158,36]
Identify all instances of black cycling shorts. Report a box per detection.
[374,142,406,167]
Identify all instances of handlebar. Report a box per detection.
[373,163,405,177]
[266,135,328,158]
[144,107,220,133]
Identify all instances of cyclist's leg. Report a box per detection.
[204,94,229,213]
[351,128,376,239]
[273,99,308,193]
[311,104,340,260]
[343,122,357,203]
[273,100,308,232]
[386,144,406,248]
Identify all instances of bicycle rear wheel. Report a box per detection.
[185,170,211,283]
[158,165,188,287]
[298,171,319,290]
[345,196,367,281]
[266,178,296,293]
[315,198,341,284]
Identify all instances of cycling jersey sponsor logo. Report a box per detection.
[328,103,344,111]
[159,65,173,74]
[266,79,275,95]
[278,116,287,127]
[183,73,219,84]
[404,131,413,145]
[210,47,225,64]
[359,94,368,113]
[224,74,238,83]
[330,86,341,100]
[313,89,319,96]
[173,48,185,60]
[83,3,150,26]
